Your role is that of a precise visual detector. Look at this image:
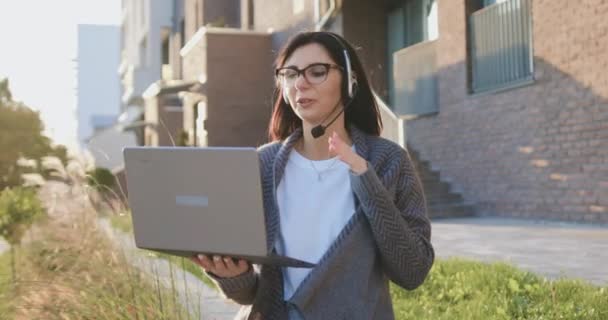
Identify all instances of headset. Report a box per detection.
[282,32,358,138]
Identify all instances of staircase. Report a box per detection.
[375,93,476,219]
[407,146,477,219]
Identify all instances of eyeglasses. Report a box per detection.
[275,63,343,87]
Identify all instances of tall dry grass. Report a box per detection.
[0,156,200,319]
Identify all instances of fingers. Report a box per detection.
[329,131,347,150]
[223,256,237,269]
[192,254,210,271]
[190,256,202,267]
[193,254,250,278]
[328,131,350,160]
[212,255,228,274]
[237,259,249,272]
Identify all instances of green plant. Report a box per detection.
[109,211,134,233]
[0,186,46,283]
[390,258,608,320]
[0,78,70,189]
[86,167,116,192]
[177,129,190,147]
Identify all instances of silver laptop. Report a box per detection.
[123,146,315,268]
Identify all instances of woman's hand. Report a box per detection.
[191,254,250,278]
[328,131,367,174]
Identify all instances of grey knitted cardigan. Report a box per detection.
[208,125,434,320]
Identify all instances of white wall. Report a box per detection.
[120,0,173,104]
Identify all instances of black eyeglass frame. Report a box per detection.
[275,63,344,86]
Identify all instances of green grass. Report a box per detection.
[109,211,133,233]
[107,210,608,319]
[390,258,608,320]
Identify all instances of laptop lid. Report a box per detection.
[123,146,268,258]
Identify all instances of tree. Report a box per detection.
[0,78,69,189]
[0,187,46,283]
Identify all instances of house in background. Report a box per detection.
[118,0,174,145]
[238,0,607,223]
[140,0,273,148]
[115,0,607,223]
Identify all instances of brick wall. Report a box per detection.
[184,0,240,39]
[405,0,608,222]
[181,29,273,147]
[205,31,274,147]
[251,0,315,57]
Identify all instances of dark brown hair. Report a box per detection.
[268,31,382,141]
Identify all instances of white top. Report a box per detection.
[275,147,356,300]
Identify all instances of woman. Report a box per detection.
[192,31,434,320]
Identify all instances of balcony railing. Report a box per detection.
[392,39,438,117]
[469,0,533,93]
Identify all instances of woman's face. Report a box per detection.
[281,43,343,126]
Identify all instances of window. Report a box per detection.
[386,0,438,107]
[139,38,147,67]
[161,31,171,80]
[468,0,533,93]
[161,36,169,65]
[484,0,509,6]
[180,19,185,48]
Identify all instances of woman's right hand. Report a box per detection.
[191,254,251,278]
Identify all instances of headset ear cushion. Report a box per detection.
[350,79,358,99]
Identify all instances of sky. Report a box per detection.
[0,0,121,153]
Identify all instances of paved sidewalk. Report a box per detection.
[431,217,608,286]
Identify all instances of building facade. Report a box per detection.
[117,0,608,223]
[247,0,607,223]
[119,0,173,110]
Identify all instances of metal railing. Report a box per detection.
[470,0,533,93]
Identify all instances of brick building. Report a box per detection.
[246,0,608,223]
[118,0,607,223]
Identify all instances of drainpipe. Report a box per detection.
[315,0,336,31]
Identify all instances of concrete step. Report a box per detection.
[419,174,442,184]
[421,183,451,195]
[412,162,435,174]
[426,193,465,206]
[428,202,476,219]
[407,144,478,220]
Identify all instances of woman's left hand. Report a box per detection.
[328,131,368,174]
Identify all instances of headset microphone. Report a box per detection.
[310,99,351,138]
